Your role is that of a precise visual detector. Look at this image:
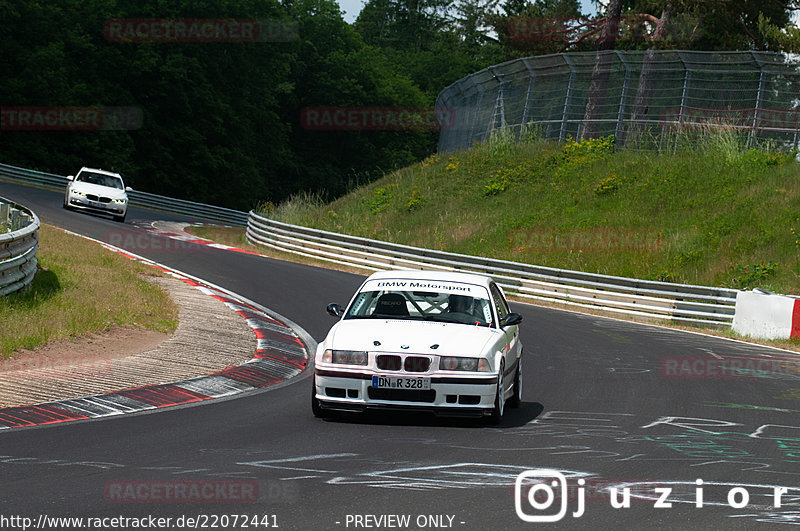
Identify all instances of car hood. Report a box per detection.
[71,181,127,199]
[325,319,500,357]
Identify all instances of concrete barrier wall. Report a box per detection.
[732,290,800,340]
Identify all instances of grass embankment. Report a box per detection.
[0,224,178,357]
[259,130,799,295]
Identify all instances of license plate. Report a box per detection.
[90,201,102,207]
[372,376,431,390]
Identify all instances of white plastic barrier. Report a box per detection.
[732,290,800,340]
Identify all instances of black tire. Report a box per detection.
[509,355,522,408]
[114,213,126,223]
[488,361,505,425]
[311,378,328,418]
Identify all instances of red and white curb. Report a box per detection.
[0,229,313,431]
[129,220,262,255]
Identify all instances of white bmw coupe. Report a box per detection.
[313,270,523,423]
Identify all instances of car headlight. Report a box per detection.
[71,189,86,196]
[112,198,126,204]
[439,356,491,372]
[323,349,368,366]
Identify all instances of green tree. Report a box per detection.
[355,0,502,101]
[760,8,800,53]
[0,0,442,208]
[281,0,433,199]
[355,0,453,51]
[487,0,584,60]
[0,0,295,210]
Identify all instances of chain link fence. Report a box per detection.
[436,50,800,152]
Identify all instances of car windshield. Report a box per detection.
[344,278,493,327]
[76,171,123,190]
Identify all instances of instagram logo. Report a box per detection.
[514,472,796,520]
[514,470,584,522]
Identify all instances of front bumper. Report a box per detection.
[69,196,126,216]
[314,368,498,417]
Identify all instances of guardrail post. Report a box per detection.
[520,59,536,136]
[749,51,767,148]
[560,55,576,142]
[614,50,631,144]
[10,209,20,231]
[486,67,506,139]
[470,77,485,145]
[676,52,691,128]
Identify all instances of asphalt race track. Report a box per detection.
[2,179,800,530]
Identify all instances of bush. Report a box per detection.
[593,174,621,196]
[738,148,794,167]
[728,261,778,289]
[366,186,394,214]
[483,167,513,196]
[561,135,616,162]
[406,187,425,211]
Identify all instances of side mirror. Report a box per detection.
[326,303,343,318]
[125,186,133,192]
[67,175,74,181]
[500,313,522,328]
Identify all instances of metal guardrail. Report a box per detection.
[0,196,39,297]
[247,211,739,328]
[0,161,741,326]
[0,162,248,226]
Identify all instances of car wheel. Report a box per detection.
[114,213,126,223]
[488,361,505,425]
[509,355,522,408]
[311,378,328,418]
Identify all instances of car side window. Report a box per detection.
[490,284,509,323]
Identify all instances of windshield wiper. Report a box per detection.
[350,314,424,320]
[423,315,457,323]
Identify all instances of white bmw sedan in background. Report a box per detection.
[64,166,131,222]
[313,270,523,423]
